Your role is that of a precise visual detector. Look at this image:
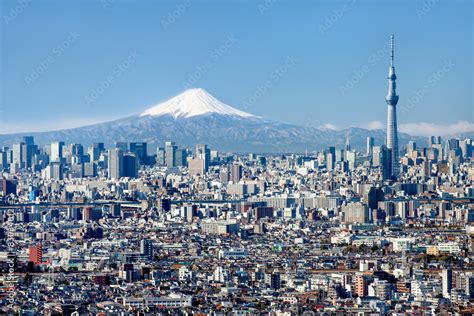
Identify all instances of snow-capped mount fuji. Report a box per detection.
[0,88,425,152]
[140,88,260,119]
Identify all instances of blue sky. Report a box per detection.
[0,0,472,136]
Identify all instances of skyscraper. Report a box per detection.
[442,268,453,298]
[12,143,24,168]
[407,141,417,157]
[188,144,210,176]
[428,136,441,148]
[71,144,84,164]
[140,239,153,260]
[326,146,335,171]
[108,148,123,180]
[373,145,390,180]
[0,150,7,171]
[29,243,43,265]
[156,147,165,165]
[195,144,211,171]
[130,142,147,165]
[115,141,128,151]
[385,35,399,178]
[89,143,104,162]
[366,137,374,157]
[48,161,63,180]
[231,163,242,184]
[165,141,177,167]
[51,141,64,163]
[22,136,34,146]
[176,148,187,166]
[123,153,138,178]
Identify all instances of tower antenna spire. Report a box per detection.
[390,34,394,66]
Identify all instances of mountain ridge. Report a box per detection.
[0,88,458,152]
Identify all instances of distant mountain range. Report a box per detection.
[0,88,442,152]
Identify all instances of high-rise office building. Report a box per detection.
[326,153,335,171]
[442,268,453,298]
[0,150,7,171]
[84,162,97,177]
[373,145,390,180]
[108,148,123,179]
[49,162,63,180]
[188,157,206,176]
[220,167,230,184]
[115,142,128,151]
[88,143,105,162]
[1,178,17,196]
[123,153,138,178]
[22,143,37,169]
[231,163,242,183]
[326,146,335,171]
[12,143,24,168]
[428,136,442,148]
[407,141,416,157]
[156,147,165,165]
[366,137,374,157]
[140,239,153,260]
[22,136,34,146]
[343,202,370,223]
[29,244,43,265]
[346,151,356,171]
[71,144,84,164]
[444,139,460,160]
[420,160,431,177]
[176,148,187,167]
[18,136,36,169]
[130,142,147,165]
[188,144,210,175]
[50,141,64,163]
[195,144,211,171]
[165,141,177,167]
[336,149,344,163]
[460,139,473,159]
[385,35,399,179]
[182,204,197,223]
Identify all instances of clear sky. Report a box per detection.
[0,0,472,136]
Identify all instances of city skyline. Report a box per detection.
[1,1,474,313]
[1,0,473,136]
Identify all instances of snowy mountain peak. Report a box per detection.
[140,88,260,119]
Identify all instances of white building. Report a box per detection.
[122,295,192,309]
